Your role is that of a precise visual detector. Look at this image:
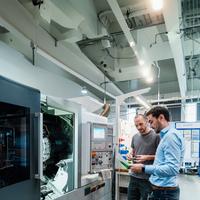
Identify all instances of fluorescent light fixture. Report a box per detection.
[129,41,135,47]
[81,86,87,94]
[151,0,163,11]
[146,76,154,83]
[139,59,145,66]
[135,95,151,109]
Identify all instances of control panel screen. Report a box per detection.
[93,127,105,139]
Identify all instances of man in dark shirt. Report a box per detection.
[127,114,160,200]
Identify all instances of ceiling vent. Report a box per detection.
[181,0,200,40]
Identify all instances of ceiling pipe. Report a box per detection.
[99,5,161,22]
[106,0,137,51]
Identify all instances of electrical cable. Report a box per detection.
[185,34,200,45]
[149,32,168,48]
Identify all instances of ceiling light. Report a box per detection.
[81,86,87,94]
[141,67,150,77]
[139,60,145,66]
[151,0,163,11]
[129,41,135,47]
[146,77,154,83]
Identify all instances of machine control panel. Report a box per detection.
[91,151,113,171]
[90,124,113,173]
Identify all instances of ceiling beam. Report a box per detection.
[162,0,187,97]
[106,0,152,72]
[106,0,136,49]
[36,48,117,99]
[116,87,151,104]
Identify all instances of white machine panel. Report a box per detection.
[90,123,113,173]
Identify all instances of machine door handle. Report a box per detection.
[34,112,43,180]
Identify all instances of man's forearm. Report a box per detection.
[146,155,155,161]
[134,155,155,163]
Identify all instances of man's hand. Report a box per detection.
[126,153,133,161]
[130,164,144,173]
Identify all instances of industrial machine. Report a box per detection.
[40,98,114,200]
[0,76,114,200]
[0,76,40,200]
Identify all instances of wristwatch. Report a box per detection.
[141,165,145,172]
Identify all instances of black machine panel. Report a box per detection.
[0,76,40,200]
[0,102,30,189]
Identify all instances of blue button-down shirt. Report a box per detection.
[145,125,185,187]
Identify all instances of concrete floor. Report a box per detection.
[119,174,200,200]
[179,174,200,200]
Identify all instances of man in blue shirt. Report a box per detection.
[131,106,185,200]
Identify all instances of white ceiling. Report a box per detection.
[0,0,199,103]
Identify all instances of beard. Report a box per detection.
[139,126,148,135]
[155,122,162,133]
[155,128,160,133]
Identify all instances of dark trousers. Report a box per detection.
[128,176,152,200]
[148,187,180,200]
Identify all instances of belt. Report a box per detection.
[151,184,178,191]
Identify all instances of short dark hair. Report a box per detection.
[146,106,170,122]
